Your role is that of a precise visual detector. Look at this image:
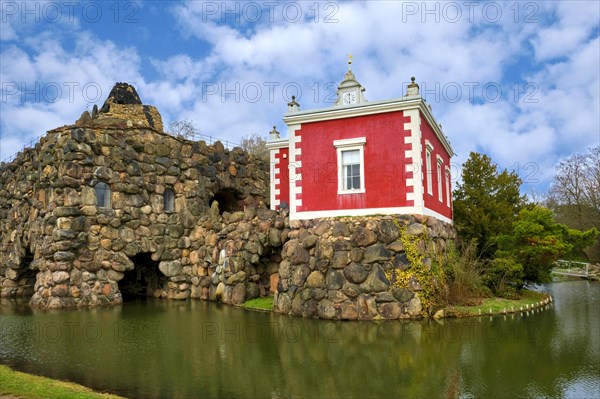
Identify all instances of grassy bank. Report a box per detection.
[444,290,550,318]
[0,364,125,399]
[240,296,274,311]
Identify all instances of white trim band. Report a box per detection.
[292,206,453,224]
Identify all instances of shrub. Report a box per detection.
[484,257,524,298]
[440,241,488,306]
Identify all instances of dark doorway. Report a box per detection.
[119,253,167,301]
[209,188,244,214]
[16,249,36,299]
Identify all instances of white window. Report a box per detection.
[334,137,366,194]
[437,155,444,202]
[164,188,175,212]
[342,150,361,190]
[445,168,451,207]
[425,141,434,195]
[94,182,111,208]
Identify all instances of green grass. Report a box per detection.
[445,290,549,317]
[0,364,125,399]
[241,296,274,311]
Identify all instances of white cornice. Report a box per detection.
[283,96,454,156]
[420,103,454,156]
[333,137,366,147]
[283,96,421,123]
[266,138,289,150]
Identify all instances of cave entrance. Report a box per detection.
[209,188,244,214]
[15,249,36,299]
[119,253,167,301]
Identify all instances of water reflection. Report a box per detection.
[1,281,598,399]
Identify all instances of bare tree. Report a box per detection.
[168,120,199,140]
[549,153,588,226]
[240,133,269,163]
[582,146,600,215]
[526,188,548,206]
[548,146,600,260]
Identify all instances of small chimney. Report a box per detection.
[269,126,280,140]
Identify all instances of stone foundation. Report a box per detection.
[274,215,456,320]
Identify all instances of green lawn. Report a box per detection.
[0,364,125,399]
[241,296,274,311]
[445,290,549,317]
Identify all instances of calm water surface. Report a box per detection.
[1,281,599,399]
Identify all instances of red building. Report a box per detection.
[267,66,454,224]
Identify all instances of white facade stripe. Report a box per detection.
[293,206,452,225]
[403,109,423,207]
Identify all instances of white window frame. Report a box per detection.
[425,140,434,195]
[334,137,366,195]
[437,155,444,202]
[445,167,451,207]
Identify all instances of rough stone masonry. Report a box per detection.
[0,83,456,319]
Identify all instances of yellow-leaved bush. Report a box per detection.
[385,218,447,316]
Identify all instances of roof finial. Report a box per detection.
[344,54,356,81]
[406,76,420,97]
[287,95,300,113]
[269,125,280,140]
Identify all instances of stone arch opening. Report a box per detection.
[15,248,37,299]
[119,252,167,300]
[209,188,243,214]
[254,247,283,298]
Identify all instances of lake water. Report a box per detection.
[1,280,599,398]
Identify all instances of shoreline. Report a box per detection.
[0,364,125,399]
[3,287,555,321]
[440,290,552,319]
[239,289,554,320]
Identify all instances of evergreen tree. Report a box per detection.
[453,152,525,258]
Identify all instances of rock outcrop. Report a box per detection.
[0,83,269,308]
[75,83,163,130]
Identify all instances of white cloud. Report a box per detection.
[0,31,143,160]
[0,19,17,41]
[532,1,600,61]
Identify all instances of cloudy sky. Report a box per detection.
[1,0,598,195]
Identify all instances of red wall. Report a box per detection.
[296,111,411,212]
[420,112,452,219]
[275,148,289,208]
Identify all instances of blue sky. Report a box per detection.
[1,0,599,196]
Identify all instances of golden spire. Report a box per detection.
[344,53,356,80]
